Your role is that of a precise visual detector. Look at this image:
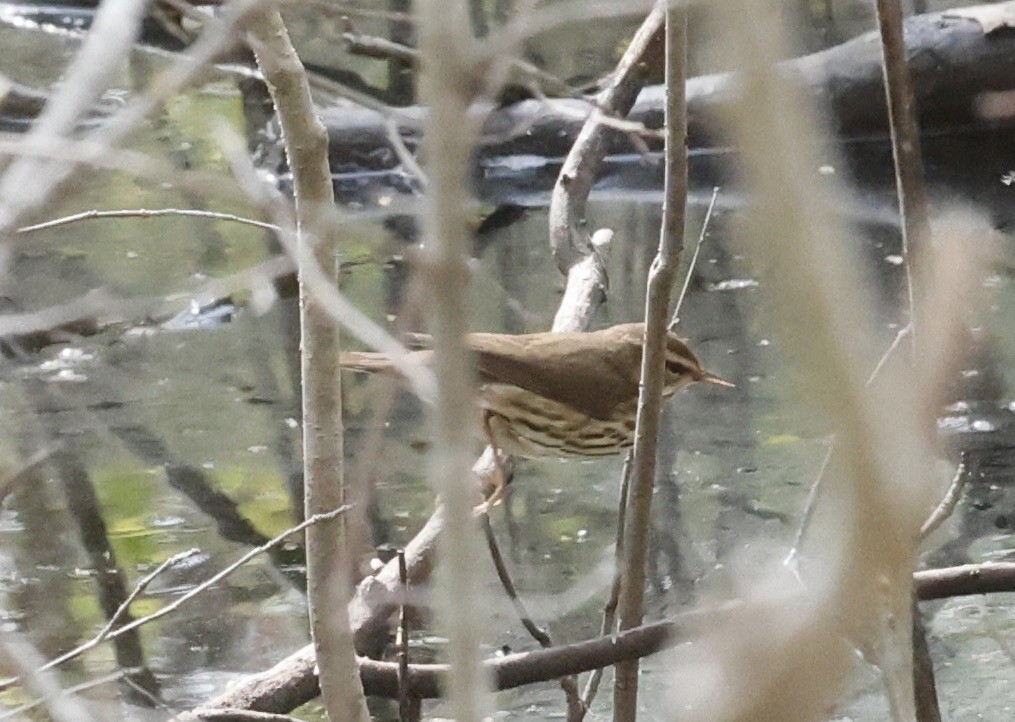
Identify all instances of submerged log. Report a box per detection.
[319,3,1015,178]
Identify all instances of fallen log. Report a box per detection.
[319,3,1015,182]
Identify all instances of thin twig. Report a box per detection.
[0,0,267,249]
[0,138,251,207]
[614,3,687,718]
[220,132,438,403]
[97,549,202,641]
[0,665,123,721]
[875,0,932,355]
[305,71,422,128]
[670,186,720,328]
[536,101,667,140]
[784,441,835,569]
[0,632,101,722]
[0,254,295,342]
[397,550,419,722]
[384,118,428,189]
[480,516,585,719]
[0,506,349,690]
[121,668,171,711]
[867,324,913,387]
[340,26,582,100]
[0,549,198,693]
[0,0,149,236]
[581,454,632,715]
[785,322,914,566]
[920,457,969,540]
[17,208,280,235]
[481,515,551,646]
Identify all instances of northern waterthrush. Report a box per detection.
[341,323,731,503]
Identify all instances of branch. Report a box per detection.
[914,562,1015,601]
[182,178,614,722]
[480,515,584,719]
[0,0,263,248]
[613,4,687,718]
[246,10,367,722]
[0,0,148,234]
[182,96,615,722]
[17,208,279,235]
[547,1,664,272]
[176,557,1015,718]
[0,506,348,693]
[875,0,932,351]
[551,229,612,333]
[415,0,493,717]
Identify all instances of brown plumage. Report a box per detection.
[340,322,731,461]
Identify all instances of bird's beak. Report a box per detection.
[697,370,735,388]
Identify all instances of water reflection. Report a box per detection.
[0,8,1014,722]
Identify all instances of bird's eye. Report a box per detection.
[664,358,686,375]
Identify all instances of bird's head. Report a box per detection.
[663,332,734,394]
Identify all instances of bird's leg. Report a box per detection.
[474,412,511,516]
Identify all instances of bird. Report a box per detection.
[340,322,732,508]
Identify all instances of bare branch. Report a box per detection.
[416,0,493,715]
[920,458,970,540]
[0,0,266,248]
[613,3,687,717]
[547,1,663,272]
[247,10,367,721]
[18,208,279,235]
[0,0,148,237]
[875,0,932,352]
[671,186,720,328]
[480,515,585,719]
[220,133,438,402]
[0,445,61,505]
[1,506,348,689]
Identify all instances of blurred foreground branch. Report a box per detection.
[414,0,495,718]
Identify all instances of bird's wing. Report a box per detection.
[470,325,642,420]
[340,324,650,420]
